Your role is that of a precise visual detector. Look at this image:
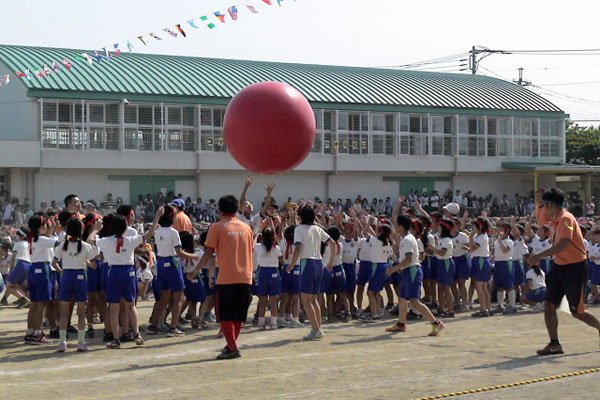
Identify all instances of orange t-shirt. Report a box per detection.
[535,205,551,226]
[173,212,193,234]
[206,216,254,285]
[552,209,587,266]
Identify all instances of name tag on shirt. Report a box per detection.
[293,270,300,275]
[191,279,198,283]
[35,269,42,274]
[272,273,278,278]
[77,275,84,280]
[129,271,135,277]
[164,263,171,267]
[335,272,342,277]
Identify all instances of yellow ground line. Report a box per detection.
[411,368,600,400]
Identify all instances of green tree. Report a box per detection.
[565,122,600,165]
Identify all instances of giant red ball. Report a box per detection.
[223,81,316,175]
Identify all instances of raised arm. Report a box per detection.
[142,206,164,240]
[239,175,254,213]
[262,182,275,216]
[391,196,406,226]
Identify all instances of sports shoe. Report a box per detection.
[385,323,406,333]
[428,320,445,336]
[490,306,504,315]
[20,300,31,309]
[24,334,35,343]
[103,332,114,342]
[120,332,134,342]
[134,332,144,345]
[216,348,241,360]
[158,324,171,333]
[289,320,304,328]
[278,317,289,328]
[360,315,381,323]
[92,315,102,324]
[208,313,217,322]
[385,303,395,312]
[314,329,324,339]
[106,339,121,349]
[502,307,518,315]
[429,301,439,310]
[351,310,361,320]
[407,310,423,320]
[536,343,563,355]
[0,297,8,306]
[303,329,320,341]
[146,325,160,335]
[471,310,490,318]
[77,342,89,352]
[57,341,67,352]
[534,303,545,312]
[48,329,60,339]
[86,327,95,339]
[30,334,50,345]
[388,305,399,316]
[167,328,185,337]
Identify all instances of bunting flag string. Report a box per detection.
[2,0,297,88]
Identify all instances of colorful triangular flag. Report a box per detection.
[103,47,111,61]
[228,6,239,20]
[1,75,10,85]
[187,19,199,28]
[200,15,216,29]
[137,36,147,46]
[93,50,103,62]
[276,0,282,6]
[163,28,178,38]
[113,43,121,56]
[62,58,72,69]
[176,24,187,37]
[52,61,61,72]
[16,71,26,77]
[214,11,226,23]
[35,69,44,78]
[74,55,85,62]
[262,0,272,5]
[149,32,163,41]
[127,40,134,52]
[245,3,259,13]
[43,65,51,76]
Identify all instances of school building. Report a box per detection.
[0,44,574,208]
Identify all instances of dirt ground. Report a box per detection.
[1,300,599,400]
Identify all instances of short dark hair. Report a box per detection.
[396,214,412,231]
[158,205,175,227]
[542,188,565,207]
[111,215,128,236]
[64,194,78,207]
[117,205,133,217]
[299,205,315,225]
[218,195,239,215]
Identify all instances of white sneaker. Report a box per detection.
[314,329,324,339]
[534,302,545,312]
[277,317,289,328]
[288,320,304,328]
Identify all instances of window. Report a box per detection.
[124,105,138,124]
[323,111,335,131]
[43,102,57,121]
[459,117,484,135]
[338,112,368,132]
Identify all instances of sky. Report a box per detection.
[2,0,600,123]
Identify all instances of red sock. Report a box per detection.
[233,321,243,340]
[220,321,237,351]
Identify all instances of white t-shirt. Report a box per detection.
[183,248,204,274]
[588,241,600,261]
[526,268,546,290]
[398,233,420,267]
[279,238,296,265]
[341,238,359,264]
[470,233,490,257]
[54,241,94,270]
[529,235,550,257]
[368,236,393,263]
[417,238,425,254]
[13,240,30,262]
[96,235,144,266]
[254,243,282,268]
[294,224,330,260]
[437,237,454,260]
[155,226,182,257]
[30,236,57,263]
[452,232,470,257]
[323,241,343,266]
[358,237,373,262]
[494,238,514,262]
[125,226,138,237]
[584,239,590,253]
[3,203,14,220]
[424,233,436,256]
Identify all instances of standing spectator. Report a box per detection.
[135,200,145,220]
[39,201,49,214]
[13,205,24,226]
[2,199,14,225]
[429,191,440,211]
[171,198,193,234]
[452,190,462,205]
[586,198,596,217]
[384,197,393,215]
[85,200,98,215]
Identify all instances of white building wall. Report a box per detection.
[452,173,535,198]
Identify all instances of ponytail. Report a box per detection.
[65,218,84,255]
[262,228,275,253]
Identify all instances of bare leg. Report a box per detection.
[544,301,559,341]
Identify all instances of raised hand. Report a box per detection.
[156,206,165,217]
[244,175,254,187]
[265,182,276,194]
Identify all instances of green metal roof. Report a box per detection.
[0,44,566,117]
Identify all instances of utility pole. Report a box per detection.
[469,46,477,74]
[513,67,532,86]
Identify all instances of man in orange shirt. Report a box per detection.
[170,199,193,234]
[529,188,600,355]
[187,195,253,360]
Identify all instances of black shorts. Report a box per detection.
[545,261,587,315]
[215,284,252,322]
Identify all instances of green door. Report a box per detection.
[399,178,435,196]
[130,177,175,205]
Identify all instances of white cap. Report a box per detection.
[443,202,460,216]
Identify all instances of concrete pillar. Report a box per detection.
[9,168,23,200]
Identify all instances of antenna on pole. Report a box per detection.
[513,67,532,86]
